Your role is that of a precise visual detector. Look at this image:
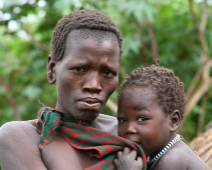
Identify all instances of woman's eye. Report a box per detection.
[73,67,85,72]
[137,117,148,122]
[103,70,116,78]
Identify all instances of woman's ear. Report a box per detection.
[169,110,181,132]
[46,55,56,84]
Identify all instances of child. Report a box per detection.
[114,62,210,170]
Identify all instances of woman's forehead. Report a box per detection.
[67,29,119,45]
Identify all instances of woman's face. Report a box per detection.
[47,32,120,123]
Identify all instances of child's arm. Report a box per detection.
[114,147,143,170]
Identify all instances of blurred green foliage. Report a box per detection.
[0,0,212,144]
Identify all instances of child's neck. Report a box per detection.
[147,134,182,165]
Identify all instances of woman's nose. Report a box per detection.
[82,72,102,93]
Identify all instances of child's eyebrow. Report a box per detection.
[133,106,146,111]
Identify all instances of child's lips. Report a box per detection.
[134,141,141,145]
[125,136,141,145]
[129,139,141,145]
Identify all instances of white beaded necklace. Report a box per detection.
[147,134,181,165]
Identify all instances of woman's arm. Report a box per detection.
[0,120,47,170]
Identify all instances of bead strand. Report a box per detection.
[147,134,181,164]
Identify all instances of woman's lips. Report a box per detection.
[77,98,102,111]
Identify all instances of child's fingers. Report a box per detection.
[114,158,118,165]
[128,150,137,160]
[136,157,143,165]
[114,158,121,169]
[123,147,130,154]
[117,151,123,159]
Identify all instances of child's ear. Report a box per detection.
[169,110,181,132]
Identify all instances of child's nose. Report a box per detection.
[125,122,137,134]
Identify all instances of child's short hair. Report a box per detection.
[51,9,122,61]
[119,61,186,120]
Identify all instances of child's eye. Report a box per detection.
[118,118,126,123]
[137,117,148,122]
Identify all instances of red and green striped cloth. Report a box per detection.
[36,105,147,170]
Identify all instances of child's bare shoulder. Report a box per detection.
[152,141,210,170]
[177,140,210,169]
[152,149,186,170]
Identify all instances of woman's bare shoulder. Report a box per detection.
[0,119,40,149]
[1,119,37,128]
[0,119,37,135]
[0,120,48,170]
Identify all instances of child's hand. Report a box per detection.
[114,147,143,170]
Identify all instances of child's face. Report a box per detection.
[117,87,172,156]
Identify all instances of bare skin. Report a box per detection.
[0,115,118,170]
[0,30,120,170]
[0,120,47,170]
[40,32,120,170]
[152,140,210,170]
[114,147,143,170]
[115,87,210,170]
[41,133,91,169]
